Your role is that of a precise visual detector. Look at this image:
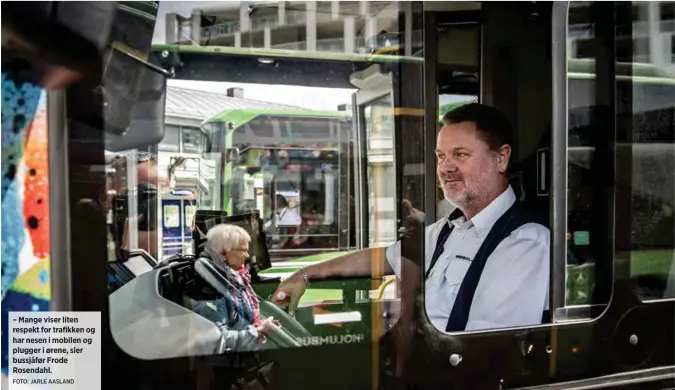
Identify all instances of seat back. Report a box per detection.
[510,129,552,323]
[509,147,551,228]
[109,264,223,360]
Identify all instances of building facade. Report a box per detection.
[164,2,674,67]
[165,1,417,55]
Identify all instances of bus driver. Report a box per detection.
[273,103,550,332]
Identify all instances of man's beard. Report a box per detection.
[444,187,476,209]
[440,173,473,207]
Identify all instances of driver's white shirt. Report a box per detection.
[385,186,550,332]
[275,207,302,226]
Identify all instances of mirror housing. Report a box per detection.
[1,2,114,83]
[104,50,170,152]
[224,148,240,163]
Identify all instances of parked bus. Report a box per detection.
[198,107,403,263]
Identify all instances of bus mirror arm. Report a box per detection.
[155,47,183,75]
[118,47,174,79]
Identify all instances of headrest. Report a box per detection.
[508,171,526,202]
[194,257,231,299]
[192,211,272,273]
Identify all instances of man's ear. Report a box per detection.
[497,144,511,173]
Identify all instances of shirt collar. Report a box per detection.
[447,185,517,237]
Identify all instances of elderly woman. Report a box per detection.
[192,223,278,351]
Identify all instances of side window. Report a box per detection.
[626,3,675,300]
[422,2,670,334]
[566,2,675,310]
[566,2,607,310]
[182,128,206,153]
[159,125,180,152]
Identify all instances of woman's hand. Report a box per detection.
[256,316,281,336]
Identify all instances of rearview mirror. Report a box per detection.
[104,49,170,152]
[224,148,240,163]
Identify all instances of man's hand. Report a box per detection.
[271,271,307,316]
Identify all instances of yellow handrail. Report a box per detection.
[376,276,396,301]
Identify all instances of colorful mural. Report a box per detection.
[1,71,51,376]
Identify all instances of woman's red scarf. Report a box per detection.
[236,268,262,326]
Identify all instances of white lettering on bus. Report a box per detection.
[297,334,365,346]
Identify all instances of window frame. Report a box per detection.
[418,1,626,335]
[353,76,398,250]
[406,2,673,386]
[416,1,617,335]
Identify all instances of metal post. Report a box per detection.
[48,90,72,311]
[278,1,286,25]
[306,1,317,51]
[240,1,250,32]
[126,151,139,250]
[423,10,438,227]
[551,1,570,318]
[264,26,272,48]
[344,16,355,53]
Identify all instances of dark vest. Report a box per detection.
[426,202,543,332]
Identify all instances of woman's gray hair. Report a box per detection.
[206,224,251,254]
